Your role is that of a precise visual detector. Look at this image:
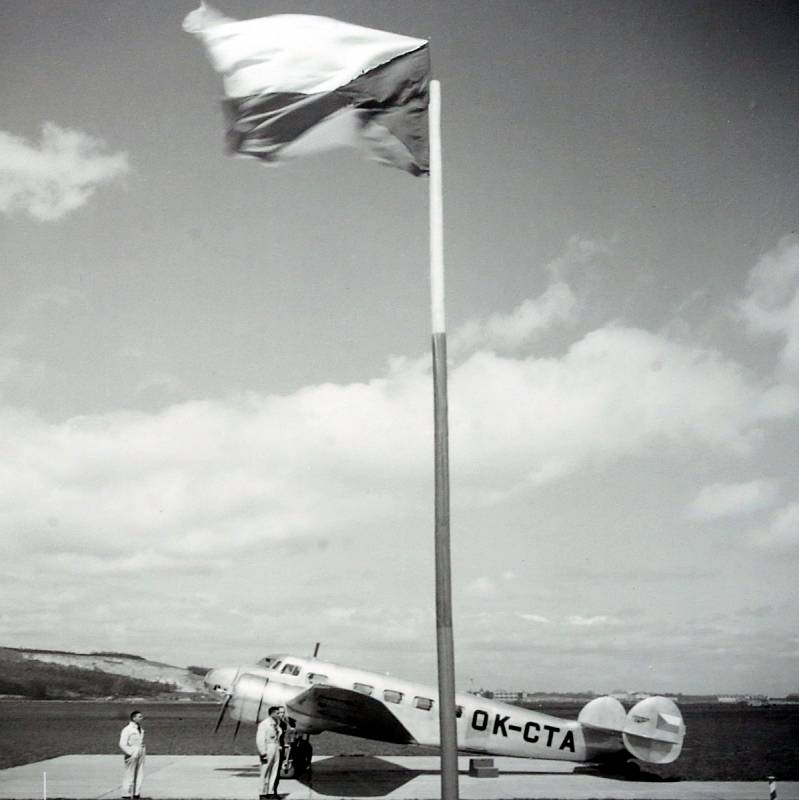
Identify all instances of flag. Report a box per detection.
[183,4,430,176]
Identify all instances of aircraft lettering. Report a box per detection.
[472,710,489,731]
[523,721,539,743]
[560,730,576,752]
[492,714,510,736]
[471,709,575,753]
[543,724,560,747]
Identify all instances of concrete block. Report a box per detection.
[469,757,499,777]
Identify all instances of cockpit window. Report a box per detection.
[256,657,276,668]
[281,663,301,676]
[271,661,282,671]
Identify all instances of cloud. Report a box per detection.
[451,325,799,497]
[0,123,129,221]
[517,613,551,624]
[567,615,622,627]
[1,309,795,571]
[2,251,798,675]
[451,281,578,355]
[749,502,799,551]
[686,479,779,520]
[450,236,607,356]
[738,235,799,373]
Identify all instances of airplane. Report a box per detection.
[204,649,686,778]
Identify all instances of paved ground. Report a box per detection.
[1,755,795,800]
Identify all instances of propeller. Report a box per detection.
[211,667,241,734]
[254,678,267,726]
[214,694,232,733]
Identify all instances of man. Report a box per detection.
[256,706,282,799]
[119,710,145,799]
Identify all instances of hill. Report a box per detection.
[0,646,210,699]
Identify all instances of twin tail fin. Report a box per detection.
[578,695,685,764]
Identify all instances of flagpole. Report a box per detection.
[429,78,459,800]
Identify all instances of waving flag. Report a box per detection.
[183,4,430,175]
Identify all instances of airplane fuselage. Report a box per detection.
[206,653,626,762]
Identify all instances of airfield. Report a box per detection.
[1,755,797,800]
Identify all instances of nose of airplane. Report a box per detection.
[203,666,240,694]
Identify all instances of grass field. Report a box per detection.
[1,700,797,780]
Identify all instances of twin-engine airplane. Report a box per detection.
[204,651,686,777]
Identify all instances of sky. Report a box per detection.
[1,0,798,697]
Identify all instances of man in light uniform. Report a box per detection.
[256,706,282,799]
[119,710,145,799]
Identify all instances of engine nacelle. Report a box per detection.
[228,673,299,724]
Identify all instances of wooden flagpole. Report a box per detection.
[429,79,459,800]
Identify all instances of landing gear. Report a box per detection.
[280,733,312,778]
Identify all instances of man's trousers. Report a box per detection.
[259,743,280,796]
[122,750,145,798]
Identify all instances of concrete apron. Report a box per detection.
[1,755,796,800]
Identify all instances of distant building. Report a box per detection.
[491,690,524,703]
[718,695,742,703]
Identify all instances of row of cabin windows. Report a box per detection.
[354,682,437,711]
[262,659,463,716]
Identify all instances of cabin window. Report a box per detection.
[281,663,301,676]
[353,682,374,696]
[456,705,463,718]
[307,672,329,684]
[414,696,434,711]
[383,689,403,704]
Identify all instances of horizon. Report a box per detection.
[5,644,795,698]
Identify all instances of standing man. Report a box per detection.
[119,710,145,799]
[256,706,282,799]
[274,707,290,795]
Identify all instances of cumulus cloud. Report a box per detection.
[738,235,799,373]
[451,325,798,498]
[451,281,578,355]
[1,310,796,571]
[450,236,607,356]
[2,253,799,668]
[686,479,779,520]
[0,123,129,221]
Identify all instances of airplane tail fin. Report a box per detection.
[578,695,685,765]
[621,696,685,764]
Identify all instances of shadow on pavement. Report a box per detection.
[214,755,678,797]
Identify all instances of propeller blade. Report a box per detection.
[254,676,268,725]
[233,719,242,740]
[214,694,232,733]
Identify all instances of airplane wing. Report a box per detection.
[287,685,415,744]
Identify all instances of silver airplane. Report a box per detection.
[204,650,685,777]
